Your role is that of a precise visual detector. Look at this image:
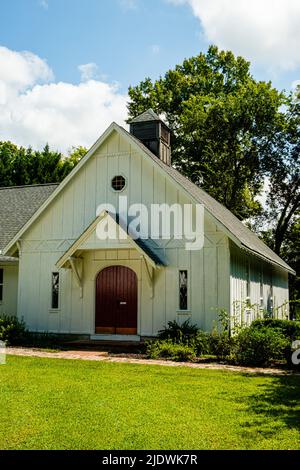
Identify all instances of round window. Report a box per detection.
[111,175,126,191]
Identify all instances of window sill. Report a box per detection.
[177,310,192,315]
[49,309,61,314]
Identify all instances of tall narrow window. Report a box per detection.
[259,267,264,307]
[270,275,274,316]
[179,270,188,311]
[0,269,3,302]
[259,268,263,297]
[51,272,59,309]
[246,261,250,303]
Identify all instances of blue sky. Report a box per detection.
[1,0,202,91]
[1,0,300,151]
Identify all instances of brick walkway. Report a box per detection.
[6,347,298,375]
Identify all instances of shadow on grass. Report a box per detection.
[242,373,300,441]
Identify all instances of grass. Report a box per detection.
[0,355,299,450]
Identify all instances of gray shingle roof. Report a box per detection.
[0,184,58,261]
[119,125,294,274]
[114,213,167,266]
[129,108,161,123]
[135,238,168,267]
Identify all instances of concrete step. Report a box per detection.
[62,338,146,354]
[90,334,141,342]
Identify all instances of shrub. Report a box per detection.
[146,339,195,362]
[158,319,198,341]
[250,319,300,367]
[208,332,235,361]
[251,319,300,341]
[191,330,211,356]
[0,315,27,346]
[234,327,289,366]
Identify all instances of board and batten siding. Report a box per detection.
[230,242,289,325]
[16,129,231,335]
[0,263,18,316]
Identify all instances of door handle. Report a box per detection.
[119,301,127,305]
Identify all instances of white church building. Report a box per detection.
[0,110,294,339]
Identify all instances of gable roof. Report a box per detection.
[2,123,294,274]
[129,108,161,123]
[0,184,58,261]
[56,211,168,270]
[120,126,295,275]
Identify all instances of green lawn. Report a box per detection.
[0,355,299,450]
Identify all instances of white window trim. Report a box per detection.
[50,271,60,311]
[178,269,189,312]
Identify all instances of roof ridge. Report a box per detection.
[0,183,59,190]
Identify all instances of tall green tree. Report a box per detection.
[0,142,21,186]
[281,219,300,312]
[128,46,284,219]
[0,143,86,187]
[256,90,300,310]
[261,91,300,255]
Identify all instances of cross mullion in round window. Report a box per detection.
[111,175,126,191]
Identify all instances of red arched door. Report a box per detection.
[95,266,138,335]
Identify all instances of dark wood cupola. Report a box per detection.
[129,109,171,165]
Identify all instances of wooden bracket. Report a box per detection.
[69,257,83,298]
[143,257,155,299]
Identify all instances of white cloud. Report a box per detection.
[0,46,128,153]
[78,63,100,82]
[0,46,53,94]
[168,0,300,71]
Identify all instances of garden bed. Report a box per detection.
[6,346,298,375]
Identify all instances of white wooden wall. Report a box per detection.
[16,129,231,335]
[0,263,18,316]
[230,242,289,325]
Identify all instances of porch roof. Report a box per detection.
[56,211,168,270]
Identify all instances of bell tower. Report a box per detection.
[129,109,171,165]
